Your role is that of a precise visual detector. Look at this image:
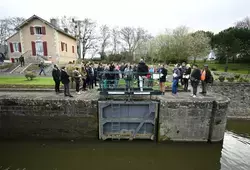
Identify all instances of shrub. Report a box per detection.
[238,77,250,83]
[213,72,220,76]
[234,74,241,80]
[231,68,239,71]
[226,77,235,82]
[0,63,13,69]
[211,67,217,71]
[25,71,36,80]
[218,76,225,82]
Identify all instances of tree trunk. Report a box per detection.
[193,57,196,64]
[225,55,229,72]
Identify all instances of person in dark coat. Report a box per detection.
[190,64,201,98]
[137,59,149,91]
[107,63,116,88]
[61,66,73,97]
[159,64,168,94]
[183,64,192,92]
[19,55,25,67]
[52,64,61,94]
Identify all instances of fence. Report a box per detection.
[97,71,163,96]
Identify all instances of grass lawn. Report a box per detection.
[0,76,54,86]
[194,61,250,74]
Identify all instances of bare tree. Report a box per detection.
[111,27,120,54]
[120,27,150,61]
[79,19,97,59]
[57,17,97,59]
[0,17,25,45]
[59,16,77,35]
[99,25,110,59]
[235,17,250,29]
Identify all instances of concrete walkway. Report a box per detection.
[0,90,228,102]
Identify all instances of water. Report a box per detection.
[0,120,249,170]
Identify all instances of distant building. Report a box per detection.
[207,50,217,60]
[6,15,77,64]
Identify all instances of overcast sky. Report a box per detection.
[1,0,249,35]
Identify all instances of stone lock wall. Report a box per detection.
[0,98,98,139]
[210,83,250,119]
[157,95,230,142]
[0,92,230,142]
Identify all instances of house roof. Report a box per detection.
[6,32,19,41]
[14,14,76,40]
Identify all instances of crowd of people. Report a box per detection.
[52,59,213,98]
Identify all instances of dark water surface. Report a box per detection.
[0,119,249,170]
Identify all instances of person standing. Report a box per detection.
[148,65,155,87]
[172,64,181,96]
[190,64,201,98]
[179,62,186,86]
[137,59,149,91]
[74,67,81,95]
[124,63,133,90]
[200,64,213,95]
[39,61,46,76]
[159,64,168,95]
[52,65,61,94]
[81,65,87,91]
[183,64,191,92]
[19,55,25,67]
[61,67,73,97]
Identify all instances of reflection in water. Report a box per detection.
[221,132,250,170]
[0,120,249,170]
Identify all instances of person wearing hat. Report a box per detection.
[200,64,213,95]
[61,66,73,97]
[52,64,61,94]
[182,64,191,92]
[190,64,201,98]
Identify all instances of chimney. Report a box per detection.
[64,28,68,33]
[50,18,58,28]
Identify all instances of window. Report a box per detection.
[13,43,19,52]
[30,26,46,35]
[35,41,44,56]
[35,27,42,35]
[61,42,67,52]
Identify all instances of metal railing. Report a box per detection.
[97,71,163,96]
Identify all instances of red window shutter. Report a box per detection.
[31,41,36,56]
[43,41,48,56]
[61,42,64,51]
[65,43,67,52]
[30,26,34,35]
[42,26,46,35]
[10,42,14,53]
[72,46,74,53]
[18,43,22,52]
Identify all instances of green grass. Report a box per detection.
[194,61,250,74]
[0,76,54,85]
